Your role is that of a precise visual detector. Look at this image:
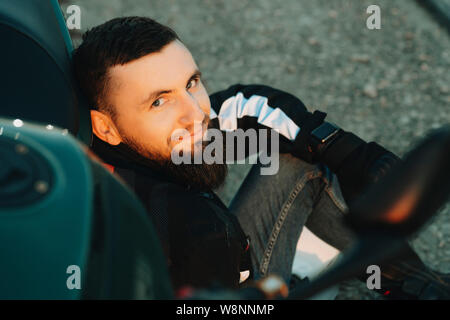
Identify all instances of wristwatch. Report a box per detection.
[310,121,341,154]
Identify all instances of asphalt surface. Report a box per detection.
[60,0,450,299]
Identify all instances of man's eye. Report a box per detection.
[152,98,166,107]
[187,77,199,90]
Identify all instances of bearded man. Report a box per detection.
[73,16,449,299]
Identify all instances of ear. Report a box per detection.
[90,110,122,146]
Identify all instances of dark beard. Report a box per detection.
[122,137,228,191]
[161,158,228,191]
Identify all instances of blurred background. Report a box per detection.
[59,0,450,299]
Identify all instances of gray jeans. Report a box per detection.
[229,153,357,283]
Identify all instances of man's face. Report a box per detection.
[106,40,211,160]
[94,39,227,190]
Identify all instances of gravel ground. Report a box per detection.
[59,0,450,299]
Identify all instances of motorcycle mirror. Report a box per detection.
[346,125,450,237]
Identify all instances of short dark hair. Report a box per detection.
[72,16,179,119]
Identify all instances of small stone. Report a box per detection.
[402,73,412,83]
[380,96,387,108]
[419,82,430,91]
[399,115,410,125]
[377,79,390,89]
[363,83,378,98]
[418,54,430,61]
[344,66,355,74]
[286,65,296,73]
[308,37,319,46]
[439,85,449,94]
[328,10,338,19]
[351,54,370,63]
[432,123,441,129]
[403,94,413,105]
[410,110,419,118]
[404,32,414,40]
[420,63,429,71]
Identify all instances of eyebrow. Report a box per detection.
[140,69,202,106]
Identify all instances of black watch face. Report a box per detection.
[311,123,339,142]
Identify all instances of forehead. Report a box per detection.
[108,40,198,93]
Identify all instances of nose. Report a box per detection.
[178,91,206,127]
